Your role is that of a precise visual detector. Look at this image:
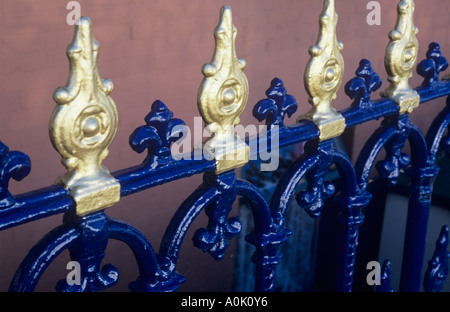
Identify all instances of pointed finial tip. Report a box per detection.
[72,16,94,39]
[215,6,235,38]
[320,0,338,24]
[324,0,335,11]
[67,16,97,55]
[221,5,232,12]
[220,5,233,20]
[78,16,91,26]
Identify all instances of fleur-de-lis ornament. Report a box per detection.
[198,6,249,174]
[381,0,420,114]
[298,0,346,142]
[129,100,186,169]
[253,78,298,129]
[345,59,382,109]
[49,17,120,216]
[417,42,449,87]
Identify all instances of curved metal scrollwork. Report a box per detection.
[9,223,79,292]
[267,137,371,291]
[0,142,31,208]
[158,171,287,292]
[236,180,290,292]
[354,101,438,292]
[9,211,175,292]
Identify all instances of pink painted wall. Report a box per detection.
[0,0,449,291]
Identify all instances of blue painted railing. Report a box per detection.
[1,2,450,293]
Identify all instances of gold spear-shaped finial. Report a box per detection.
[381,0,420,114]
[298,0,346,142]
[49,17,120,216]
[197,6,249,174]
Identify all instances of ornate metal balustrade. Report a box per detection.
[0,0,449,292]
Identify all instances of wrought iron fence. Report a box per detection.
[0,0,449,292]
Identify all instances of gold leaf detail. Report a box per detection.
[297,0,346,141]
[49,17,120,216]
[381,0,420,114]
[197,6,249,174]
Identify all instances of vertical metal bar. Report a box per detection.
[329,145,370,291]
[400,125,439,291]
[399,181,431,291]
[334,185,369,291]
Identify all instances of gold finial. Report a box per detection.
[49,17,120,216]
[381,0,420,114]
[198,6,249,174]
[298,0,346,142]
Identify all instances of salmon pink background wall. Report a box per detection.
[0,0,449,291]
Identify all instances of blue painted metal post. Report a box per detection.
[400,164,438,291]
[56,211,119,292]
